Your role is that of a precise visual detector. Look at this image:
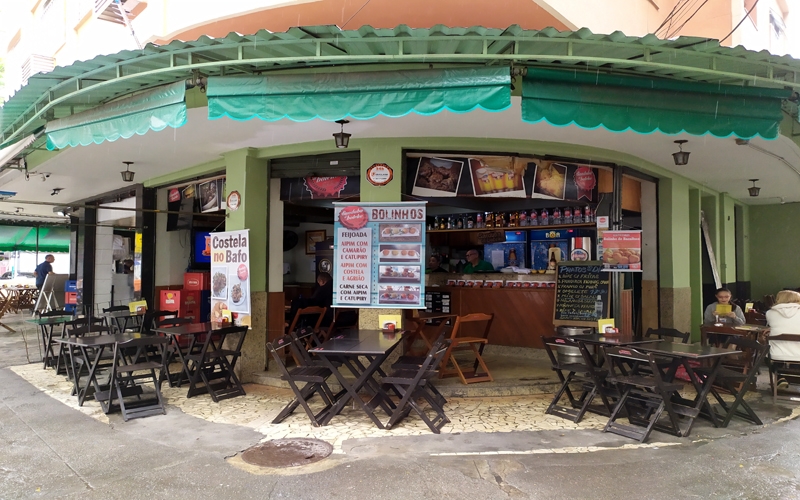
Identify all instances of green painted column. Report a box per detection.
[688,189,703,341]
[658,177,693,334]
[357,140,403,329]
[223,148,269,381]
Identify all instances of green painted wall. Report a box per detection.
[718,194,737,284]
[688,189,703,339]
[359,139,402,202]
[749,202,800,298]
[658,177,692,289]
[736,204,750,282]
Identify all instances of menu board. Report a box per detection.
[553,261,610,326]
[210,229,251,327]
[332,202,426,309]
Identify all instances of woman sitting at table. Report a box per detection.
[767,290,800,387]
[703,287,745,326]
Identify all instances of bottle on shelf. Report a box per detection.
[574,206,582,224]
[476,212,484,228]
[496,212,506,228]
[563,207,572,225]
[446,215,453,230]
[540,208,550,226]
[584,205,593,223]
[553,207,562,225]
[519,210,528,227]
[456,215,464,229]
[438,216,445,230]
[467,214,475,229]
[529,209,538,226]
[509,211,518,228]
[485,212,494,228]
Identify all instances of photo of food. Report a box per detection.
[468,157,527,198]
[211,300,228,322]
[228,275,248,311]
[378,285,421,305]
[411,157,463,197]
[211,269,227,299]
[533,162,567,200]
[378,244,421,262]
[601,230,643,271]
[199,180,219,213]
[378,265,421,283]
[602,248,642,269]
[379,223,422,242]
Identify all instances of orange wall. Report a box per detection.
[158,0,569,43]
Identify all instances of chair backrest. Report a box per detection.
[744,310,767,326]
[723,336,769,372]
[103,305,130,313]
[645,327,691,344]
[287,306,327,333]
[763,294,776,309]
[450,313,493,340]
[38,309,72,318]
[65,324,113,337]
[205,325,248,354]
[541,335,581,368]
[154,317,192,329]
[145,309,179,330]
[603,345,664,382]
[267,334,305,371]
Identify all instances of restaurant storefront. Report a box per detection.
[1,25,798,380]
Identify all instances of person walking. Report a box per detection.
[34,254,55,290]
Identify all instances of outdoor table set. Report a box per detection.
[0,287,37,332]
[543,331,764,443]
[269,328,450,433]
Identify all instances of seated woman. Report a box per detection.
[286,272,334,328]
[767,290,800,388]
[703,287,745,326]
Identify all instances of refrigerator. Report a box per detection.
[483,231,527,270]
[529,228,587,272]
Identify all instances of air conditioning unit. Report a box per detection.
[21,54,56,86]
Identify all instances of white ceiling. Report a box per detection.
[1,98,799,222]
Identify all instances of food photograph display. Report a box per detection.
[332,202,426,309]
[600,230,643,271]
[411,157,463,197]
[468,156,527,198]
[209,229,252,326]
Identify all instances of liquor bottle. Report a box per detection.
[563,207,572,225]
[508,248,518,267]
[594,295,604,317]
[476,212,483,228]
[540,208,550,226]
[519,210,528,227]
[446,215,453,230]
[509,211,518,228]
[466,214,474,229]
[438,216,445,230]
[456,215,464,229]
[574,207,582,224]
[485,212,494,228]
[553,207,562,225]
[584,205,593,223]
[497,212,506,228]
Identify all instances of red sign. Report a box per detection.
[574,167,597,201]
[338,205,368,230]
[304,176,348,199]
[601,230,642,271]
[168,189,181,203]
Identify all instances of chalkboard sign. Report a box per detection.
[553,261,611,326]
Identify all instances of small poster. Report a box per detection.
[333,202,427,309]
[210,229,251,326]
[601,230,642,272]
[531,161,598,201]
[199,180,220,213]
[411,157,463,197]
[467,156,527,198]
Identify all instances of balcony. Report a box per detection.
[94,0,147,25]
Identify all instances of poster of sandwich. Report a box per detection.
[210,229,252,326]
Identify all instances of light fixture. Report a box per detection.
[14,207,23,213]
[121,161,135,182]
[748,179,761,197]
[333,120,351,149]
[53,206,71,217]
[672,140,690,165]
[50,188,63,196]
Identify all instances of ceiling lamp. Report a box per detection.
[748,179,761,197]
[121,161,135,182]
[672,140,690,166]
[333,120,351,149]
[50,188,63,196]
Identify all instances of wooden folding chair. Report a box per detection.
[602,345,686,442]
[645,327,691,343]
[438,313,493,384]
[382,333,451,433]
[286,306,327,335]
[541,336,618,423]
[108,336,169,421]
[268,334,337,426]
[767,334,800,403]
[695,336,768,426]
[185,326,248,402]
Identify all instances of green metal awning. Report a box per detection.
[207,67,510,122]
[521,69,792,139]
[0,226,70,253]
[45,82,186,150]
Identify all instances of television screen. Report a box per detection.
[194,231,212,264]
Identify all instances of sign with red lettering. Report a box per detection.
[210,229,252,326]
[333,201,427,309]
[600,230,642,272]
[366,163,393,186]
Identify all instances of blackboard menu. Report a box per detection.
[553,261,610,326]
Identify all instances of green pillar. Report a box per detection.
[688,189,703,341]
[658,177,693,334]
[223,148,269,380]
[718,193,737,286]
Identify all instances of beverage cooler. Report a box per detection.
[482,231,527,270]
[529,228,593,272]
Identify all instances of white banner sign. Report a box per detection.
[334,227,372,305]
[210,229,251,326]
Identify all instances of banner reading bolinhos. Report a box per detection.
[210,229,251,326]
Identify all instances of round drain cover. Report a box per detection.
[240,439,333,468]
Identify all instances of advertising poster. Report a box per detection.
[411,157,463,197]
[333,202,427,309]
[467,156,527,198]
[601,230,642,272]
[531,161,598,201]
[210,229,252,326]
[133,232,142,293]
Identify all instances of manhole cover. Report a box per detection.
[240,439,333,468]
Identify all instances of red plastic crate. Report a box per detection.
[184,272,210,291]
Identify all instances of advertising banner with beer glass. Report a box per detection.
[210,229,252,326]
[332,202,427,309]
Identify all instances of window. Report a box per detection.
[770,9,786,39]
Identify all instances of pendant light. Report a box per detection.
[748,179,761,197]
[121,161,135,182]
[333,120,351,149]
[672,140,690,165]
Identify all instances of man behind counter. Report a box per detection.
[464,249,494,273]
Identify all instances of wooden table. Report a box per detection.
[404,312,455,355]
[153,322,212,389]
[0,288,19,332]
[637,341,743,436]
[102,310,144,334]
[26,315,74,368]
[310,329,406,428]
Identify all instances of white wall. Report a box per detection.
[283,222,333,284]
[153,189,191,286]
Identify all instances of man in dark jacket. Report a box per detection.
[34,254,55,290]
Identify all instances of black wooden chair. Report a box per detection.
[268,333,337,426]
[767,334,800,403]
[542,336,617,423]
[382,334,450,433]
[185,325,248,402]
[143,310,179,334]
[108,336,170,421]
[154,316,196,387]
[37,309,73,369]
[695,336,769,426]
[644,327,691,343]
[602,345,686,442]
[103,305,141,333]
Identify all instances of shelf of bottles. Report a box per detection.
[427,205,597,232]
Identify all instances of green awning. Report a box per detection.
[207,67,511,122]
[0,226,70,253]
[521,69,792,139]
[45,82,187,150]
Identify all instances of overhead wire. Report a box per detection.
[666,0,711,39]
[720,0,760,44]
[655,0,692,38]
